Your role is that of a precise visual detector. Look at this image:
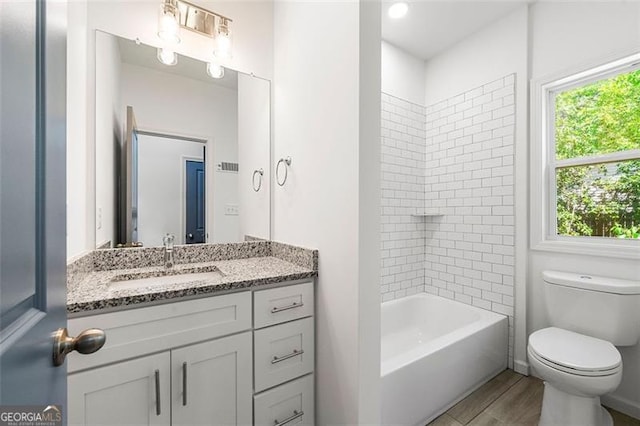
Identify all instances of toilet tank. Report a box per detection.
[543,271,640,346]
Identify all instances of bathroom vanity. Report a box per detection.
[65,241,317,426]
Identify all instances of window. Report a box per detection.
[552,68,640,239]
[532,53,640,258]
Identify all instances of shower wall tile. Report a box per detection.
[380,93,426,302]
[423,74,516,368]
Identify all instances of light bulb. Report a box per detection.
[206,62,224,79]
[213,18,233,60]
[158,1,180,44]
[157,47,177,66]
[388,2,408,19]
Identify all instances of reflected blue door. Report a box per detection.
[185,160,205,244]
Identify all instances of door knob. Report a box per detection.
[187,233,193,239]
[53,328,106,366]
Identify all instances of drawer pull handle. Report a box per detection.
[182,362,188,406]
[271,301,303,314]
[274,410,304,426]
[154,369,161,416]
[272,349,304,364]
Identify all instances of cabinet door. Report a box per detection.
[172,332,252,426]
[68,352,171,426]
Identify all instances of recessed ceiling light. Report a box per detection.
[388,2,408,19]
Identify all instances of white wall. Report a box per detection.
[94,32,122,248]
[137,134,204,246]
[273,1,380,423]
[528,2,640,417]
[238,74,271,240]
[381,41,425,105]
[423,6,529,374]
[66,0,274,260]
[119,62,239,244]
[424,7,528,106]
[66,0,91,260]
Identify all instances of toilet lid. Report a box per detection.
[529,327,621,374]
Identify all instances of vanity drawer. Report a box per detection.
[68,291,251,373]
[254,374,314,426]
[254,317,314,392]
[254,282,314,329]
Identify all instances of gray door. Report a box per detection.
[0,0,68,418]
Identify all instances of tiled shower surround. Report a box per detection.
[380,74,516,367]
[380,93,427,301]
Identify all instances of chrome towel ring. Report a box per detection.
[276,157,292,186]
[252,168,264,192]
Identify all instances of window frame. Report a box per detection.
[531,51,640,259]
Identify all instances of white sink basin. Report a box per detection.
[109,270,224,291]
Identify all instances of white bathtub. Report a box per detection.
[381,293,508,426]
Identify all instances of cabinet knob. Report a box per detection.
[52,328,106,366]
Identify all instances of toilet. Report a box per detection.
[528,271,640,426]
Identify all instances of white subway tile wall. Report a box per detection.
[424,74,516,367]
[380,93,427,302]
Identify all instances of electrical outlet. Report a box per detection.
[224,204,239,216]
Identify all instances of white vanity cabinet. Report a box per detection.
[68,333,252,426]
[67,281,315,426]
[68,292,253,426]
[253,282,315,426]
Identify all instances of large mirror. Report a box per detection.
[94,31,271,248]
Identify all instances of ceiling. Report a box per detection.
[117,37,238,90]
[382,1,528,60]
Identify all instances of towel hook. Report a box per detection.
[276,157,292,186]
[252,168,264,192]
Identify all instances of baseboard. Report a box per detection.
[513,359,529,375]
[602,394,640,420]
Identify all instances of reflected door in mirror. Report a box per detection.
[185,160,205,243]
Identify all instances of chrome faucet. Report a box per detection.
[162,234,175,269]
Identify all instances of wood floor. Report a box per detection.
[427,370,640,426]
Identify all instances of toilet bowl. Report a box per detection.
[528,327,622,426]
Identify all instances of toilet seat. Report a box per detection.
[529,327,621,377]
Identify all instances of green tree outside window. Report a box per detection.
[554,69,640,238]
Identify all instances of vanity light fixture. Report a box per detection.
[175,1,233,60]
[388,2,409,19]
[157,1,234,67]
[206,61,225,79]
[157,47,178,66]
[158,0,181,44]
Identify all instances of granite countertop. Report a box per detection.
[67,241,318,314]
